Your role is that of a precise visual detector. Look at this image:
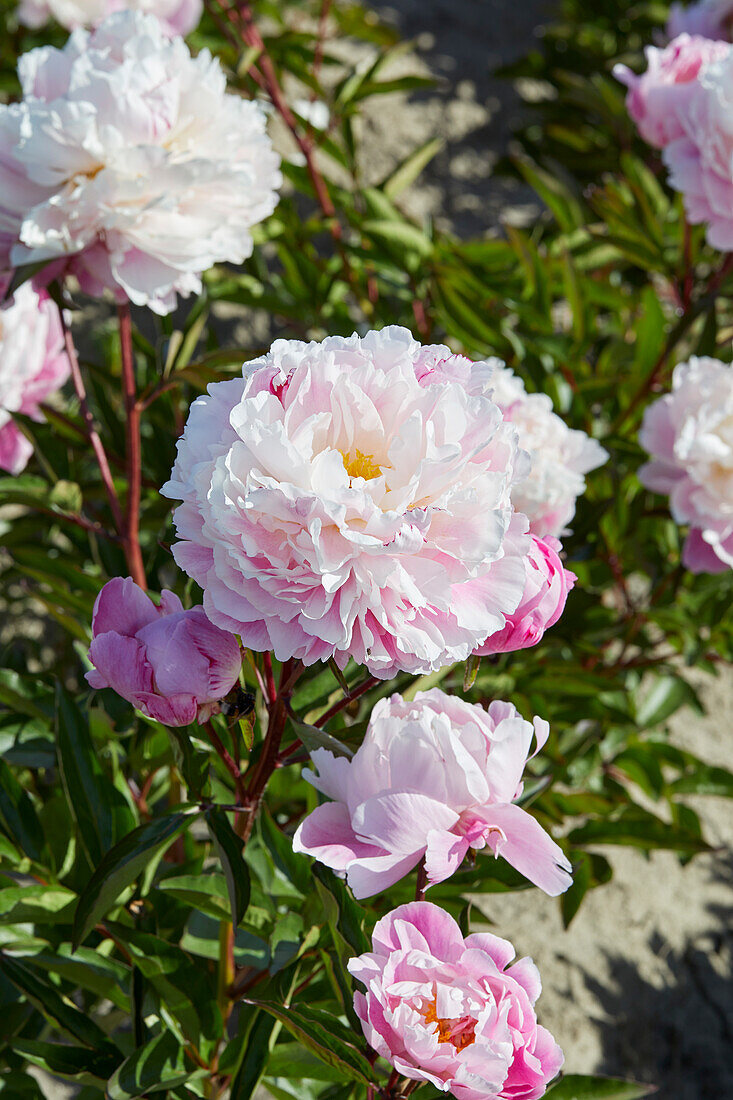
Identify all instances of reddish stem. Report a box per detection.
[205,720,248,809]
[314,675,379,727]
[117,302,146,589]
[59,307,124,534]
[262,652,277,705]
[415,860,427,902]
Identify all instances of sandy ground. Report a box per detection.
[33,1,732,1097]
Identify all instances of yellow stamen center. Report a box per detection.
[341,449,382,481]
[422,999,476,1051]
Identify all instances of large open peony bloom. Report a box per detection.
[86,577,242,725]
[614,35,729,150]
[348,902,564,1100]
[489,364,607,538]
[639,357,733,572]
[0,11,281,314]
[162,327,534,679]
[667,0,733,41]
[17,0,202,35]
[476,535,575,656]
[0,281,68,475]
[660,46,733,249]
[293,688,572,898]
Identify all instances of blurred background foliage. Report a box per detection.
[0,0,731,1097]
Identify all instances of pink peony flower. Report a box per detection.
[614,35,729,149]
[292,688,572,898]
[488,364,607,538]
[0,281,68,476]
[639,356,733,572]
[348,902,564,1100]
[476,535,575,656]
[0,12,281,314]
[162,327,533,679]
[17,0,202,35]
[667,0,733,41]
[86,577,242,725]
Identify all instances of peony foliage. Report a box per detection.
[0,1,731,1099]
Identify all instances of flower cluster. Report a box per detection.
[162,327,535,679]
[0,11,281,313]
[17,0,202,35]
[0,281,68,475]
[294,688,573,898]
[349,903,564,1100]
[639,357,733,572]
[86,577,242,724]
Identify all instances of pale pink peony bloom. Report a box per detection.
[162,327,533,679]
[475,535,575,656]
[17,0,202,36]
[0,281,68,475]
[614,35,729,149]
[660,46,733,248]
[639,356,733,572]
[667,0,733,41]
[348,902,564,1100]
[488,363,607,538]
[293,688,572,898]
[86,577,242,725]
[0,11,281,314]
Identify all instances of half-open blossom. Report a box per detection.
[614,35,729,149]
[668,0,733,41]
[639,356,733,572]
[348,902,564,1100]
[162,327,533,679]
[17,0,202,35]
[476,535,575,656]
[0,12,281,314]
[293,688,572,898]
[489,364,607,537]
[0,281,68,475]
[86,577,242,725]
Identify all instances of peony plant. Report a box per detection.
[0,1,730,1099]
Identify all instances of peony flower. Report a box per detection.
[0,11,281,314]
[639,356,733,572]
[0,280,68,476]
[488,363,607,538]
[667,0,733,41]
[162,327,534,679]
[614,35,729,149]
[17,0,203,36]
[292,688,572,898]
[86,576,242,725]
[475,535,575,656]
[348,902,564,1100]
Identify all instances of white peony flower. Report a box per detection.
[0,11,281,314]
[162,326,533,679]
[0,281,69,475]
[489,364,608,537]
[639,356,733,572]
[17,0,202,36]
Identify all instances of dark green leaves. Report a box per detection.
[55,685,136,867]
[243,1000,378,1086]
[546,1074,655,1099]
[0,758,48,865]
[73,812,193,947]
[204,807,251,926]
[107,1032,201,1099]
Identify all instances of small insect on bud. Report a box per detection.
[218,687,256,721]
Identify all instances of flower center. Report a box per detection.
[422,998,476,1051]
[341,449,382,482]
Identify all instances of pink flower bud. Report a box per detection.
[348,902,564,1100]
[86,577,242,726]
[475,535,575,656]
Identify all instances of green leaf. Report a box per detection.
[382,137,443,199]
[288,713,354,759]
[157,872,232,921]
[107,1031,199,1099]
[636,676,702,728]
[569,808,711,853]
[14,1040,120,1085]
[0,1071,45,1097]
[311,863,369,956]
[73,812,192,948]
[56,685,136,867]
[546,1074,654,1099]
[229,1009,281,1100]
[0,953,119,1053]
[204,807,251,926]
[260,805,311,896]
[265,1043,345,1081]
[0,758,48,865]
[361,218,433,258]
[244,1000,377,1086]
